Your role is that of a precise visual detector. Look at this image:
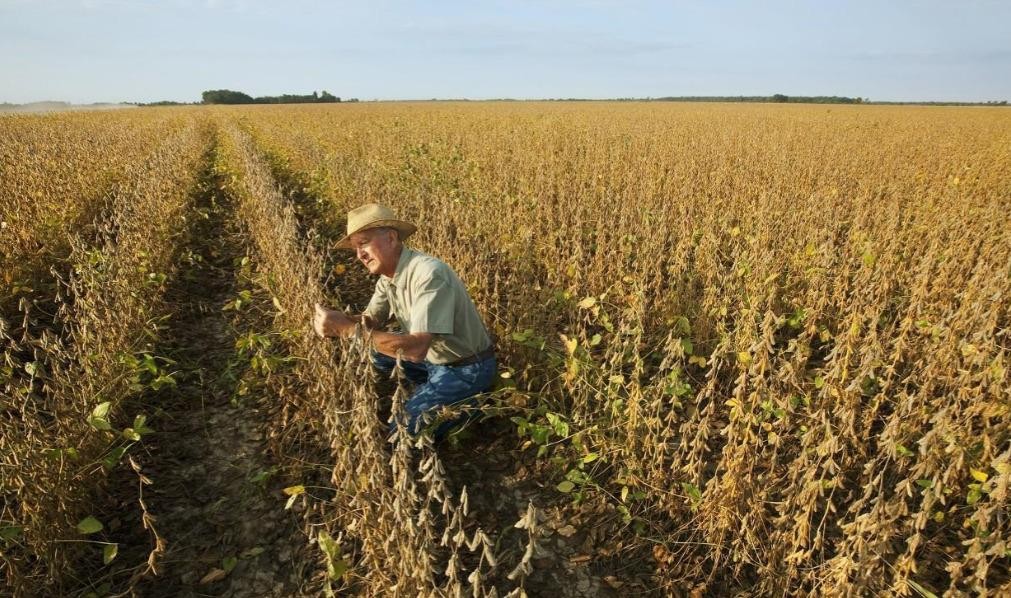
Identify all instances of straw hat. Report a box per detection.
[336,203,417,249]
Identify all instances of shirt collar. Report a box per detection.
[385,246,414,286]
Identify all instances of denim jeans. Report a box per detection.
[372,351,497,438]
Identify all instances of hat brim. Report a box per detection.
[336,220,417,249]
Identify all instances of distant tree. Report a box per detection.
[772,94,789,103]
[202,89,255,104]
[199,89,347,105]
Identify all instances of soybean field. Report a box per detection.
[1,102,1009,597]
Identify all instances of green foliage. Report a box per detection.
[87,402,113,431]
[318,530,348,580]
[201,89,341,105]
[202,89,255,104]
[250,466,278,488]
[681,482,703,511]
[512,410,570,458]
[76,516,103,535]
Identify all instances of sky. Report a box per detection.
[1,0,1009,104]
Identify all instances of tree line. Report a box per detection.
[200,89,343,105]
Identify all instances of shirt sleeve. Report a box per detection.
[363,280,391,324]
[409,270,455,335]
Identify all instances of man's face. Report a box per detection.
[350,228,399,276]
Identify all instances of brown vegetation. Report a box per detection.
[2,102,1009,596]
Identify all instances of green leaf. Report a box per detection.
[967,487,982,505]
[88,402,113,431]
[681,482,702,505]
[150,374,176,391]
[250,467,277,486]
[329,556,348,581]
[556,480,576,493]
[511,330,530,343]
[565,469,589,484]
[896,444,914,458]
[222,555,238,573]
[318,531,348,580]
[617,504,632,524]
[103,543,118,564]
[915,479,934,490]
[103,447,126,470]
[87,415,112,431]
[77,516,103,535]
[140,354,158,375]
[680,338,694,355]
[582,453,599,464]
[132,414,154,435]
[122,428,141,441]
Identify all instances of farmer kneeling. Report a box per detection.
[312,203,496,438]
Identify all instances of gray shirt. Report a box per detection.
[364,246,492,365]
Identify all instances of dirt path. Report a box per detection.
[120,152,315,597]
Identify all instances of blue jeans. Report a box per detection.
[372,351,497,439]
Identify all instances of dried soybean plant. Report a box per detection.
[217,122,504,596]
[238,102,1010,596]
[1,115,211,595]
[5,102,1008,596]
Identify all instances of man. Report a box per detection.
[312,203,496,438]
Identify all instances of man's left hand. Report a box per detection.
[313,303,351,338]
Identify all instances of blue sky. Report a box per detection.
[1,0,1009,103]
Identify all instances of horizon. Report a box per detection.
[2,0,1010,105]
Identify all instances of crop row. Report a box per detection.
[237,102,1011,595]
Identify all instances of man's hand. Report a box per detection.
[313,303,352,338]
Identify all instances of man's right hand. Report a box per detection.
[313,303,352,338]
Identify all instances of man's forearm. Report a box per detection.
[317,307,427,361]
[370,330,428,362]
[332,314,378,333]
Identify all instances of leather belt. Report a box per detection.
[445,346,495,367]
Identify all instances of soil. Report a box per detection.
[85,162,317,598]
[71,138,660,598]
[440,419,661,597]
